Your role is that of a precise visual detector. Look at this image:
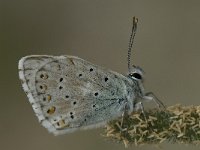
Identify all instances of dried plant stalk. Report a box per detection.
[104,104,200,147]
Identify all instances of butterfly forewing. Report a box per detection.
[19,55,134,135]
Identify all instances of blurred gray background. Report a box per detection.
[1,0,200,150]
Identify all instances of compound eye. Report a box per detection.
[130,73,142,80]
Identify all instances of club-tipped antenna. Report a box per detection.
[128,17,138,72]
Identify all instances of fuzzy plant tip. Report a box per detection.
[104,104,200,147]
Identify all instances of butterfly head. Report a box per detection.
[128,65,144,82]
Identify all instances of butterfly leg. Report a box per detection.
[135,101,147,122]
[116,102,128,132]
[143,92,166,110]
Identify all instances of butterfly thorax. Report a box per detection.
[132,79,145,98]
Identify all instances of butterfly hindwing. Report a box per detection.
[19,55,134,135]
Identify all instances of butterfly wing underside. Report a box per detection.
[19,55,133,135]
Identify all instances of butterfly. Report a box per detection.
[18,17,164,135]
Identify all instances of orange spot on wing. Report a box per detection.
[47,106,56,114]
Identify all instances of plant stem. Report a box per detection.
[104,104,200,147]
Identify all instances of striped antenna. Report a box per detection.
[127,17,138,72]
